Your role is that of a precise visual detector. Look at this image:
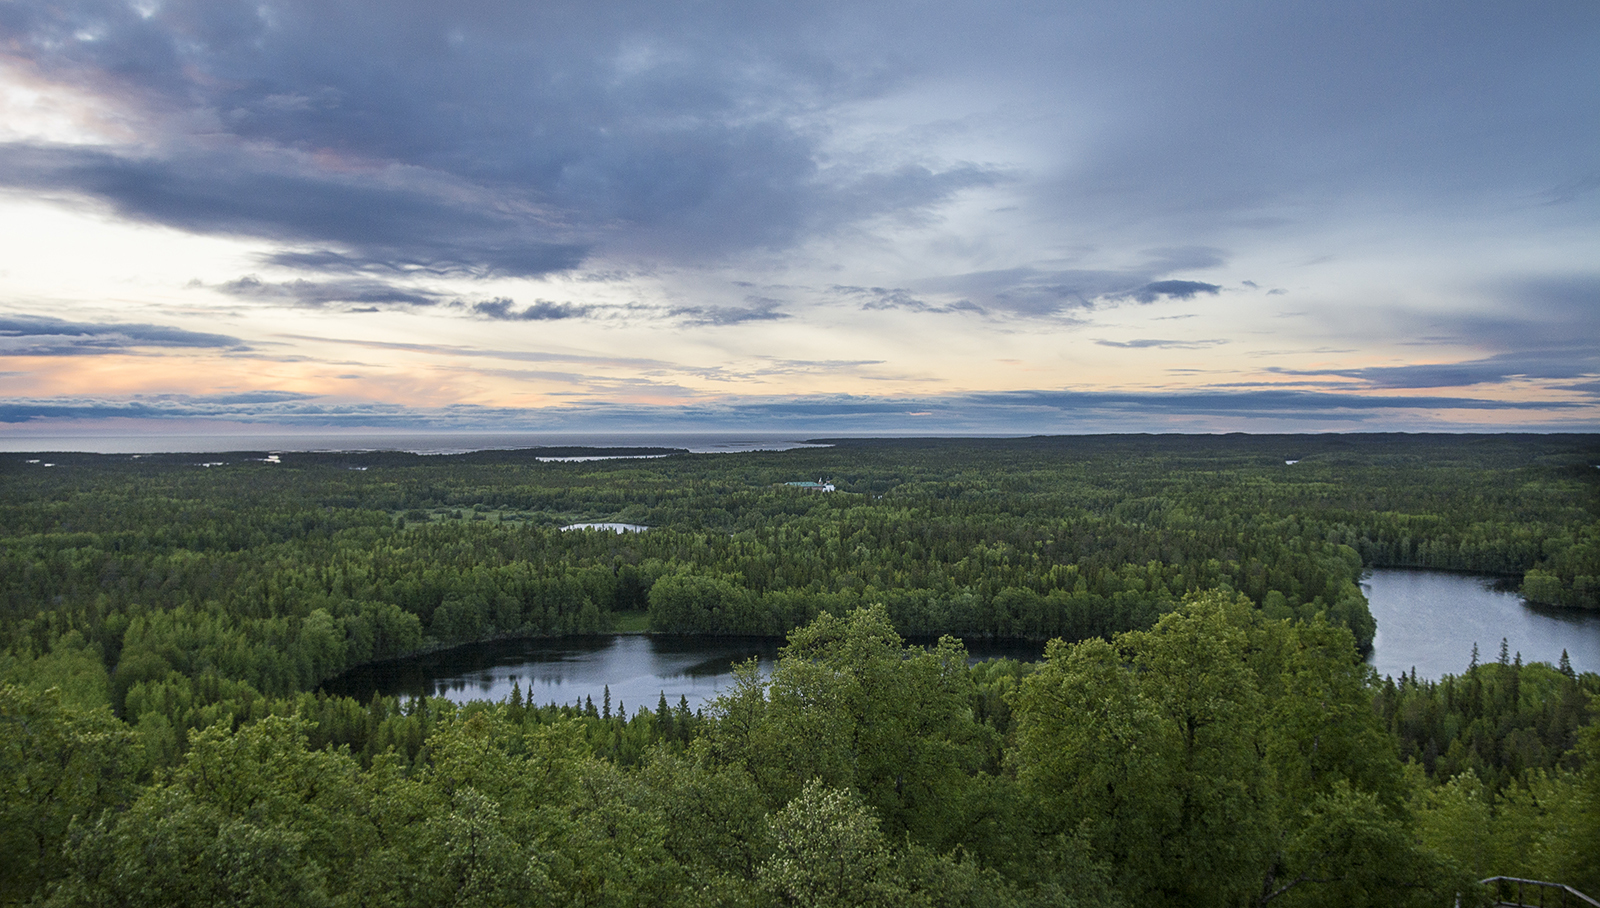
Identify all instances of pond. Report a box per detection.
[321,569,1600,710]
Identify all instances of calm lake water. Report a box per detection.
[1362,568,1600,681]
[321,633,1043,711]
[322,635,786,712]
[321,569,1600,710]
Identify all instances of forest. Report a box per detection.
[2,433,1598,906]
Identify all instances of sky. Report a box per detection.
[0,0,1596,440]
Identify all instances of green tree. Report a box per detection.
[716,606,992,848]
[1011,592,1458,908]
[757,779,914,908]
[0,685,135,904]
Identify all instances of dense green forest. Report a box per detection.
[2,433,1598,906]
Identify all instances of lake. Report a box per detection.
[1362,568,1600,681]
[321,569,1600,711]
[321,634,787,713]
[321,632,1043,712]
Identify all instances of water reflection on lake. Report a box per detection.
[1363,568,1600,680]
[321,633,1043,711]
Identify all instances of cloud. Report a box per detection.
[669,299,791,326]
[1267,348,1599,391]
[1121,280,1222,303]
[1095,338,1226,349]
[915,267,1225,317]
[830,285,983,315]
[915,268,1121,316]
[213,275,446,308]
[0,314,244,355]
[2,384,1582,435]
[272,333,678,371]
[469,298,596,321]
[0,143,590,277]
[0,2,1011,276]
[0,1,1592,436]
[0,1,1587,287]
[1495,274,1600,317]
[1140,247,1228,272]
[978,388,1576,415]
[210,278,611,321]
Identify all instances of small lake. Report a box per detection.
[1363,568,1600,680]
[321,633,1042,711]
[321,569,1600,710]
[322,634,787,712]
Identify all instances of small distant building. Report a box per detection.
[783,478,836,492]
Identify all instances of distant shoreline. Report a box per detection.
[0,432,835,456]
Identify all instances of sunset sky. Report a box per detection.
[1,0,1596,440]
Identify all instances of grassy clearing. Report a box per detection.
[611,611,651,633]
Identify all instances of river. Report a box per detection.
[321,569,1600,710]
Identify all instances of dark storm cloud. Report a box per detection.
[0,1,1588,292]
[0,0,1005,276]
[0,314,244,355]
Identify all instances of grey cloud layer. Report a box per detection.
[1,386,1581,431]
[4,1,1587,283]
[0,314,244,355]
[0,0,1595,434]
[215,276,446,308]
[1268,349,1600,393]
[909,269,1227,317]
[0,0,1000,275]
